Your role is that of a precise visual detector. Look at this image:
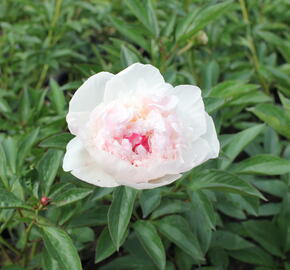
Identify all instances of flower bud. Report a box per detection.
[40,196,50,206]
[197,31,208,45]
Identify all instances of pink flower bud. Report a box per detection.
[40,196,50,206]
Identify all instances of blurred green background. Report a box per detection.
[0,0,290,269]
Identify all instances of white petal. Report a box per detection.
[69,72,114,113]
[104,63,165,102]
[63,137,119,187]
[124,174,182,190]
[179,137,211,172]
[202,113,220,159]
[171,85,203,111]
[171,85,207,140]
[66,112,90,135]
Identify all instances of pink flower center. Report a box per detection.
[124,133,151,153]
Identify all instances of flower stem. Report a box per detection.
[238,0,269,94]
[0,235,20,256]
[35,0,62,89]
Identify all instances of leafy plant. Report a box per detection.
[1,0,290,269]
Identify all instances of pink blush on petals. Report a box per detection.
[87,95,180,167]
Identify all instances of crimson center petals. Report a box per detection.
[123,133,151,153]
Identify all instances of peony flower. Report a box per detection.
[63,63,219,189]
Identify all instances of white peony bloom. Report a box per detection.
[63,63,219,189]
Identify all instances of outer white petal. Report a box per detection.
[202,113,220,159]
[63,137,119,188]
[66,112,90,135]
[68,72,114,113]
[66,72,114,135]
[104,63,165,102]
[171,85,207,140]
[171,85,203,111]
[123,174,182,190]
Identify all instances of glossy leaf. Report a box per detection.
[53,188,93,207]
[0,188,31,209]
[108,186,138,249]
[134,220,166,270]
[37,149,63,195]
[233,154,290,175]
[249,103,290,139]
[40,225,82,270]
[156,215,204,261]
[220,124,265,169]
[189,170,265,199]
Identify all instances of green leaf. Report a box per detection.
[68,206,109,228]
[211,230,254,250]
[176,1,233,41]
[95,227,125,263]
[140,189,161,218]
[40,225,82,270]
[264,127,281,155]
[243,220,284,257]
[151,199,189,219]
[229,247,275,267]
[125,0,159,37]
[108,186,137,249]
[0,144,8,187]
[189,170,265,200]
[146,0,159,37]
[220,124,265,169]
[120,45,139,68]
[1,266,27,270]
[42,249,61,270]
[19,88,31,124]
[249,103,290,139]
[202,60,220,93]
[134,220,166,270]
[39,133,73,149]
[156,215,204,262]
[233,154,290,175]
[110,17,149,51]
[53,188,93,207]
[2,137,17,175]
[162,13,176,37]
[50,78,66,115]
[17,128,40,169]
[37,149,63,195]
[189,190,216,229]
[0,188,31,209]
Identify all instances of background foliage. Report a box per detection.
[1,0,290,269]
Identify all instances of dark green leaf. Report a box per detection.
[249,103,290,139]
[53,188,93,207]
[50,79,66,115]
[189,170,265,199]
[39,133,73,149]
[220,124,265,169]
[40,225,82,270]
[0,188,31,209]
[95,227,123,263]
[108,186,137,249]
[37,149,63,195]
[140,189,161,218]
[134,220,166,270]
[156,215,204,261]
[233,154,290,175]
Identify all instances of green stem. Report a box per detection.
[0,235,21,256]
[0,245,13,264]
[238,0,269,94]
[35,0,62,89]
[23,205,43,266]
